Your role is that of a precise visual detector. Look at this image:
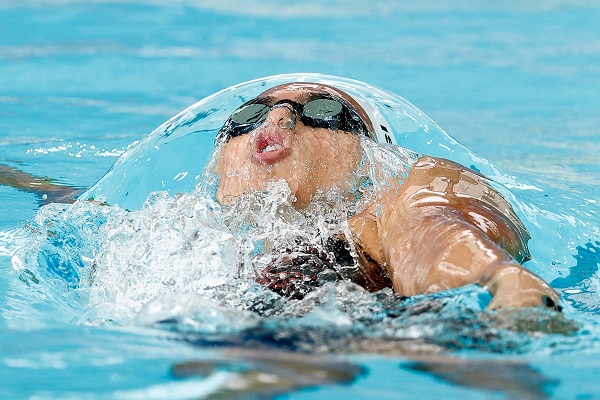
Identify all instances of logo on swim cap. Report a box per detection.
[351,95,397,145]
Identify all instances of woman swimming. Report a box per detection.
[213,82,561,311]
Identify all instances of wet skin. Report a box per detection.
[215,83,561,311]
[215,84,363,209]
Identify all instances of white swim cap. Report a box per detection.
[351,94,398,146]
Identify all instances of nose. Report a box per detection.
[265,104,297,130]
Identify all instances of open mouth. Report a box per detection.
[253,127,290,164]
[262,143,283,153]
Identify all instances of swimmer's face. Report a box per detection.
[214,83,371,208]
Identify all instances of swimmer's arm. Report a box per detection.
[0,164,83,205]
[379,206,560,310]
[367,156,561,311]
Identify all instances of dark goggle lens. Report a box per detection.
[303,98,343,120]
[230,103,270,125]
[301,98,344,130]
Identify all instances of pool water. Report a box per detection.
[2,1,600,399]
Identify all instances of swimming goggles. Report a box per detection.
[216,94,369,143]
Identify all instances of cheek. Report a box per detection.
[301,131,360,175]
[215,143,242,177]
[293,131,334,165]
[214,141,254,201]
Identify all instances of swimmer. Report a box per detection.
[0,82,561,312]
[213,82,561,311]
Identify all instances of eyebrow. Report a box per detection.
[298,92,332,104]
[253,95,276,105]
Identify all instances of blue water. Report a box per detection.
[1,1,600,399]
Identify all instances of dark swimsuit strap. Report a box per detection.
[326,235,392,292]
